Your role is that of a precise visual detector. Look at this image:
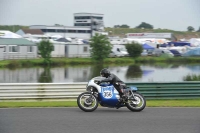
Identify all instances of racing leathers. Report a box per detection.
[101,73,125,97]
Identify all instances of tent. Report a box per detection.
[168,42,190,47]
[82,40,89,44]
[190,38,200,47]
[51,35,63,40]
[160,43,168,47]
[142,70,154,76]
[142,44,154,50]
[160,42,191,47]
[55,38,71,42]
[182,47,200,57]
[0,30,22,38]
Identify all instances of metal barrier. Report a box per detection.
[126,82,200,99]
[0,82,200,100]
[2,55,37,60]
[0,83,86,100]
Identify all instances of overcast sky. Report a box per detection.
[0,0,199,31]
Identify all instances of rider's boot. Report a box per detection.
[116,94,125,109]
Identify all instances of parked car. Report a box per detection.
[141,50,148,56]
[111,45,129,57]
[152,48,163,56]
[146,49,154,56]
[162,49,174,57]
[169,50,182,56]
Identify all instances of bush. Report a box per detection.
[183,74,200,81]
[125,42,143,58]
[7,60,21,69]
[90,33,112,62]
[38,40,54,65]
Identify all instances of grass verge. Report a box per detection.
[0,57,135,68]
[1,99,200,108]
[2,57,200,69]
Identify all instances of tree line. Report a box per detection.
[1,23,200,32]
[39,33,142,65]
[114,22,153,29]
[113,22,200,32]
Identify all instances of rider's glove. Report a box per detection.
[98,80,102,84]
[96,80,101,84]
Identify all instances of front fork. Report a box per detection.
[127,90,137,101]
[87,91,98,102]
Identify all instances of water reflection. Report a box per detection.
[143,63,181,69]
[89,63,104,78]
[0,64,200,83]
[0,67,40,83]
[38,67,52,83]
[126,65,142,78]
[183,74,200,81]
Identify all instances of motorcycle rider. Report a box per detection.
[100,68,126,102]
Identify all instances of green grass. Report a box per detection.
[0,57,135,68]
[0,101,77,108]
[1,99,200,108]
[105,27,200,38]
[147,99,200,107]
[2,57,200,69]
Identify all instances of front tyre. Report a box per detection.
[77,92,98,112]
[126,92,146,112]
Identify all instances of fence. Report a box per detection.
[1,55,37,60]
[0,82,200,100]
[126,82,200,99]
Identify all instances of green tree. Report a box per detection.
[120,24,130,28]
[0,25,28,32]
[187,26,195,32]
[114,24,130,28]
[197,27,200,32]
[113,25,120,28]
[125,42,143,58]
[38,40,54,65]
[136,22,154,29]
[90,33,112,61]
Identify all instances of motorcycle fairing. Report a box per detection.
[99,85,119,106]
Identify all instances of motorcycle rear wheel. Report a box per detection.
[77,92,98,112]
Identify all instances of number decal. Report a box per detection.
[102,86,113,99]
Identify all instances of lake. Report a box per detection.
[1,64,200,83]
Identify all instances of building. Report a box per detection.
[0,46,3,60]
[126,33,177,41]
[29,12,107,39]
[0,38,37,60]
[51,42,90,58]
[74,13,104,30]
[16,29,44,36]
[65,43,90,58]
[29,25,92,39]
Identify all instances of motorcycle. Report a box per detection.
[77,76,146,112]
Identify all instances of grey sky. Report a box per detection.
[0,0,199,31]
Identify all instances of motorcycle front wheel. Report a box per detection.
[126,92,146,112]
[77,92,98,112]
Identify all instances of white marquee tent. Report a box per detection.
[0,30,22,38]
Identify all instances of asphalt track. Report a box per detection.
[0,107,200,133]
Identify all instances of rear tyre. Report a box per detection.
[126,92,146,112]
[77,92,98,112]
